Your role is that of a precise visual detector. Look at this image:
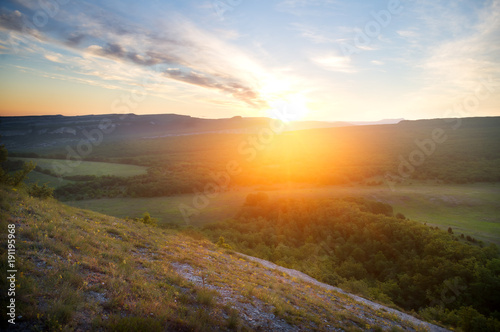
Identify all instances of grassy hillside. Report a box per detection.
[0,185,443,331]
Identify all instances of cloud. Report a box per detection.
[0,5,270,110]
[44,54,61,63]
[312,55,356,73]
[396,30,419,39]
[418,0,500,90]
[290,23,336,44]
[65,33,85,46]
[163,68,268,108]
[0,8,43,39]
[393,0,500,118]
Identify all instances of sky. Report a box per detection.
[0,0,499,122]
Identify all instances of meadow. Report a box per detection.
[67,181,500,246]
[13,157,147,177]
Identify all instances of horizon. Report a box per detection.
[1,0,500,122]
[2,112,500,123]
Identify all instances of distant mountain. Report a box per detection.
[348,118,404,125]
[0,113,353,151]
[0,113,407,152]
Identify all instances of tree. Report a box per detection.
[244,192,269,206]
[396,212,406,220]
[0,143,35,186]
[27,183,54,199]
[0,144,8,183]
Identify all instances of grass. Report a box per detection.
[0,185,432,331]
[64,190,251,225]
[24,170,74,188]
[12,157,147,177]
[67,181,500,245]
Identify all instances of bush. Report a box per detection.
[216,236,232,249]
[28,183,54,199]
[196,288,217,306]
[137,212,157,226]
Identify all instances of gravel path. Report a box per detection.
[238,253,449,332]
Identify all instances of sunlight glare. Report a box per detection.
[267,93,310,122]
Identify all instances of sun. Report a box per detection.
[266,93,311,122]
[258,77,311,122]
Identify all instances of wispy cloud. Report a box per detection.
[290,23,337,44]
[371,60,384,66]
[418,0,500,91]
[396,0,500,117]
[0,3,271,109]
[312,55,357,73]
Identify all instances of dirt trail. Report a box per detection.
[238,253,449,332]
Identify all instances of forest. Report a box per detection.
[203,195,500,331]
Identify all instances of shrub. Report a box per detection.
[196,288,217,306]
[28,183,54,199]
[137,212,157,226]
[216,236,232,249]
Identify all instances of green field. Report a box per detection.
[66,182,500,246]
[65,189,250,226]
[25,171,74,188]
[14,157,147,177]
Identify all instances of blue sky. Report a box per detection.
[0,0,499,121]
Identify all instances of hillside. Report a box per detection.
[0,186,446,331]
